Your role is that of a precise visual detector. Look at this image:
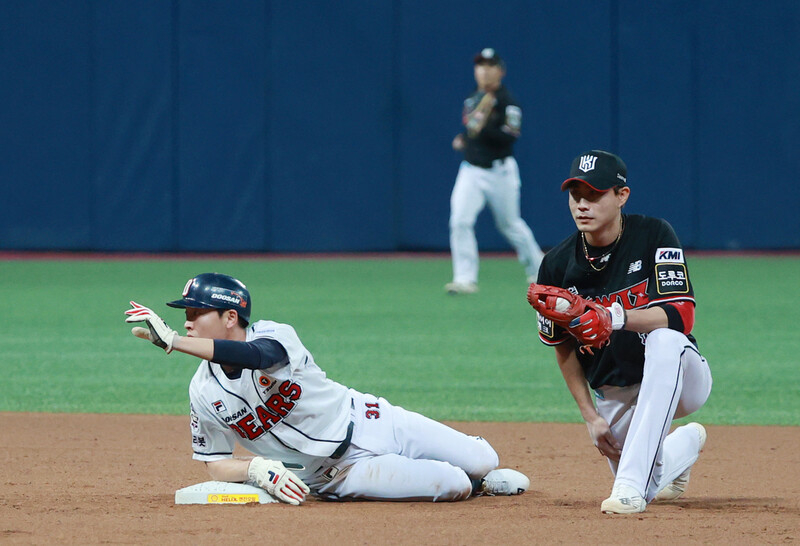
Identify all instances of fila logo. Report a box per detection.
[627,260,642,274]
[579,155,598,172]
[655,247,684,264]
[212,400,227,413]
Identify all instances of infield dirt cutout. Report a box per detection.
[1,413,797,544]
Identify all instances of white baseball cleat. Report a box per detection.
[480,468,529,495]
[445,282,478,295]
[601,484,646,514]
[655,422,707,502]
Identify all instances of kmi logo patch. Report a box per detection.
[655,247,684,264]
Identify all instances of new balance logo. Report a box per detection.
[627,260,642,274]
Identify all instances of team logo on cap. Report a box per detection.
[579,155,598,172]
[182,278,195,297]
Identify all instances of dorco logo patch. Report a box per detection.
[655,247,684,264]
[656,264,689,294]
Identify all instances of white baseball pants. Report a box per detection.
[449,157,544,284]
[313,391,499,501]
[594,328,713,501]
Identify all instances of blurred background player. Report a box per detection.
[126,273,529,504]
[446,48,544,295]
[534,150,712,514]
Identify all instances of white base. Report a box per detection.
[175,481,278,505]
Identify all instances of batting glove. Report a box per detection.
[607,302,627,331]
[247,457,310,505]
[125,301,178,354]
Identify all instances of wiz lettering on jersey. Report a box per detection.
[536,214,696,389]
[189,320,352,474]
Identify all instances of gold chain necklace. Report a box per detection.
[581,216,624,272]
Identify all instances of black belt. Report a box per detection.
[329,420,354,460]
[467,156,508,169]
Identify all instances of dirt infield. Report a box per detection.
[1,413,797,545]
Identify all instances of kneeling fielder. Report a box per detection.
[529,150,712,514]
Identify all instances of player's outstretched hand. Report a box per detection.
[248,457,310,505]
[125,301,178,354]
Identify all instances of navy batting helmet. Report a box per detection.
[167,273,251,324]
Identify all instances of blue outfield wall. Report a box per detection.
[1,1,798,252]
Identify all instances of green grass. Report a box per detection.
[0,254,797,425]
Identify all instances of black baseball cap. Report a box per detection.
[561,150,628,191]
[473,47,504,68]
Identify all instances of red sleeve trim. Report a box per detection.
[663,301,695,334]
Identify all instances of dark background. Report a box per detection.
[1,0,798,252]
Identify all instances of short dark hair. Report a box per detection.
[216,308,249,329]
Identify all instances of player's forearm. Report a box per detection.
[206,458,252,482]
[555,344,599,422]
[170,336,215,360]
[622,306,668,334]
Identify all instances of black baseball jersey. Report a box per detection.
[461,85,522,168]
[536,214,696,389]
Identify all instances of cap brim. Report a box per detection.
[560,177,614,192]
[166,298,216,309]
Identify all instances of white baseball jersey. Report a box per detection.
[188,319,502,500]
[189,320,352,473]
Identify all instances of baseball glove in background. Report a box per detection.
[527,283,620,351]
[465,91,497,137]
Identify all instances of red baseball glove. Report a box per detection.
[527,283,619,352]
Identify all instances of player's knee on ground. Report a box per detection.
[466,436,500,479]
[333,454,474,502]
